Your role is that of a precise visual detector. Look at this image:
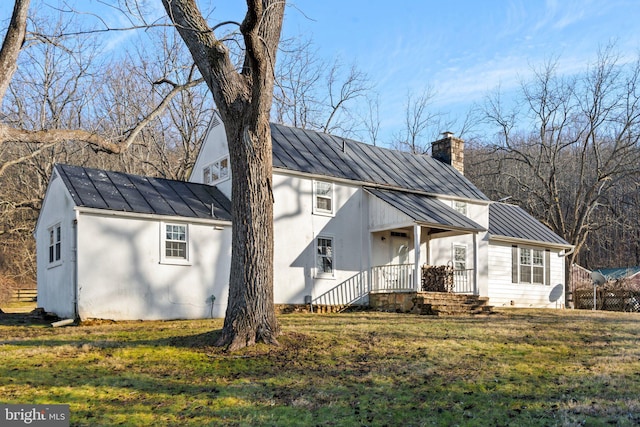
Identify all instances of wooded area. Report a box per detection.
[1,2,639,299]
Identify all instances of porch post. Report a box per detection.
[414,224,421,291]
[473,232,479,295]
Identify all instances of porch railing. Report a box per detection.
[311,270,370,308]
[371,264,414,292]
[310,264,475,311]
[452,269,474,294]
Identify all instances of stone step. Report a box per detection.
[419,298,488,307]
[417,297,489,306]
[412,293,494,315]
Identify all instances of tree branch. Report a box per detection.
[0,0,30,102]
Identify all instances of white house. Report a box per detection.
[36,112,573,320]
[35,165,233,320]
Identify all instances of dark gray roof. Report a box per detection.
[270,123,489,201]
[55,164,232,221]
[488,203,570,246]
[366,188,485,232]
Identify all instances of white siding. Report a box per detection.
[487,241,566,308]
[35,174,77,318]
[75,213,232,320]
[272,173,368,303]
[189,113,231,198]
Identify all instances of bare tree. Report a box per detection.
[393,87,451,154]
[321,61,369,135]
[0,1,205,172]
[0,2,212,286]
[161,0,285,350]
[472,47,640,305]
[361,93,381,146]
[272,38,370,137]
[272,37,322,129]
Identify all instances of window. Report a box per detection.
[453,200,468,216]
[515,247,546,284]
[313,181,333,215]
[203,156,229,185]
[316,236,334,277]
[48,223,61,265]
[453,244,466,271]
[162,223,189,264]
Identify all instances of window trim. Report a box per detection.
[160,222,191,266]
[312,180,334,216]
[452,243,467,271]
[202,155,230,186]
[453,200,468,217]
[47,222,62,268]
[315,234,335,279]
[512,245,548,285]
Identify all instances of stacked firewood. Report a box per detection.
[421,264,454,292]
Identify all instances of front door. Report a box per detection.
[391,235,409,265]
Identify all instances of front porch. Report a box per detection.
[310,188,488,313]
[309,264,481,314]
[371,264,476,294]
[368,264,491,315]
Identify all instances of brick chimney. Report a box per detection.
[431,131,464,175]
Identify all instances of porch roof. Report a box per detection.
[365,187,485,233]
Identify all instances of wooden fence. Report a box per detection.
[11,288,37,303]
[574,289,640,312]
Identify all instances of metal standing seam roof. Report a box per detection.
[55,164,232,221]
[365,188,485,232]
[269,123,489,201]
[488,202,570,246]
[595,266,640,280]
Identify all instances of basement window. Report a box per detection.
[161,223,190,265]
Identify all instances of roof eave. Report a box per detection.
[74,206,232,226]
[418,221,485,234]
[274,167,491,204]
[489,234,573,250]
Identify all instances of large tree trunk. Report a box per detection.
[0,0,29,103]
[220,118,278,350]
[162,0,284,350]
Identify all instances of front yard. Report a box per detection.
[1,309,639,426]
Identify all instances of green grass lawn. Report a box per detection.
[1,308,639,426]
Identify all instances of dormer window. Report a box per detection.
[453,200,468,216]
[203,156,229,185]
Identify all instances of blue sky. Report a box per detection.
[3,1,640,144]
[275,0,640,142]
